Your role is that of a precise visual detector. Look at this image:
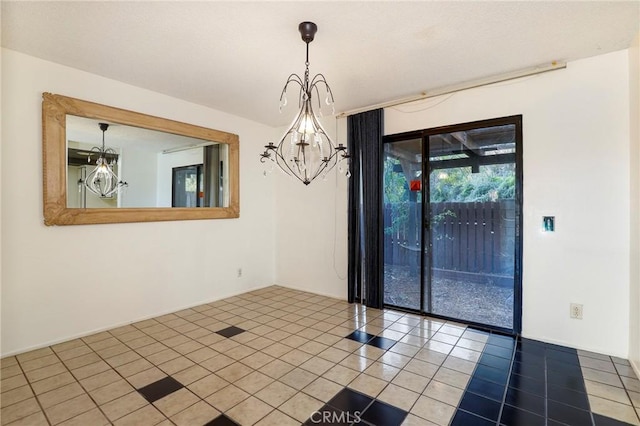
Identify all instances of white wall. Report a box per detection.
[1,49,277,356]
[629,32,640,372]
[274,117,349,300]
[119,146,158,208]
[385,50,631,357]
[278,50,633,357]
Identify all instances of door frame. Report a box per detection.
[171,164,204,208]
[382,115,523,334]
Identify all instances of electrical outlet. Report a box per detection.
[570,303,583,319]
[237,268,242,278]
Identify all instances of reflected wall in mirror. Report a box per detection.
[66,115,229,209]
[43,93,239,225]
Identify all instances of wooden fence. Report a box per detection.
[384,201,515,286]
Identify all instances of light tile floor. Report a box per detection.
[0,286,638,425]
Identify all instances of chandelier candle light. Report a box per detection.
[81,123,128,197]
[260,21,349,185]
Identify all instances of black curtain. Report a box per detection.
[347,109,384,308]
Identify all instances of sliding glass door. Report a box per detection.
[383,116,522,333]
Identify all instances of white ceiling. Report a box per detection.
[66,115,213,152]
[2,1,639,127]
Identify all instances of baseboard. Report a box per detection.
[274,283,347,302]
[520,332,630,359]
[1,283,274,358]
[631,359,640,379]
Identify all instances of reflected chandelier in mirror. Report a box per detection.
[42,93,240,225]
[79,122,128,198]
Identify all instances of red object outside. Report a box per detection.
[409,180,421,191]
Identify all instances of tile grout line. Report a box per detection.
[73,332,162,426]
[447,330,510,425]
[544,343,549,426]
[13,352,53,426]
[298,309,478,423]
[11,288,640,426]
[358,315,484,424]
[612,359,640,423]
[493,333,517,426]
[323,313,448,424]
[585,355,597,426]
[3,291,481,426]
[577,351,640,424]
[129,293,366,424]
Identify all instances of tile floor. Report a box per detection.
[1,286,639,425]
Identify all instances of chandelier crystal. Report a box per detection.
[260,22,349,185]
[81,123,128,197]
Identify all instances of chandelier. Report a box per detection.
[81,123,128,197]
[260,21,349,185]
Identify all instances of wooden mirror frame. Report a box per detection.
[42,93,239,225]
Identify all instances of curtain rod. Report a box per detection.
[162,141,217,154]
[337,61,566,118]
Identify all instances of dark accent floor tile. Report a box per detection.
[360,400,407,426]
[303,405,352,425]
[216,326,245,338]
[479,353,512,371]
[467,376,505,402]
[546,349,580,365]
[511,360,545,381]
[487,334,516,349]
[508,374,546,397]
[547,383,590,410]
[545,342,577,354]
[504,387,545,416]
[547,371,587,393]
[514,351,545,367]
[547,358,583,374]
[517,349,544,359]
[451,409,495,426]
[499,404,546,426]
[367,336,397,351]
[345,331,375,344]
[516,339,546,356]
[326,387,373,413]
[205,414,240,426]
[459,392,502,421]
[484,344,514,360]
[547,400,593,426]
[593,413,639,426]
[137,376,184,403]
[475,364,510,386]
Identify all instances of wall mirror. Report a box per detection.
[42,93,239,225]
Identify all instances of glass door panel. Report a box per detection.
[383,140,423,311]
[427,125,517,329]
